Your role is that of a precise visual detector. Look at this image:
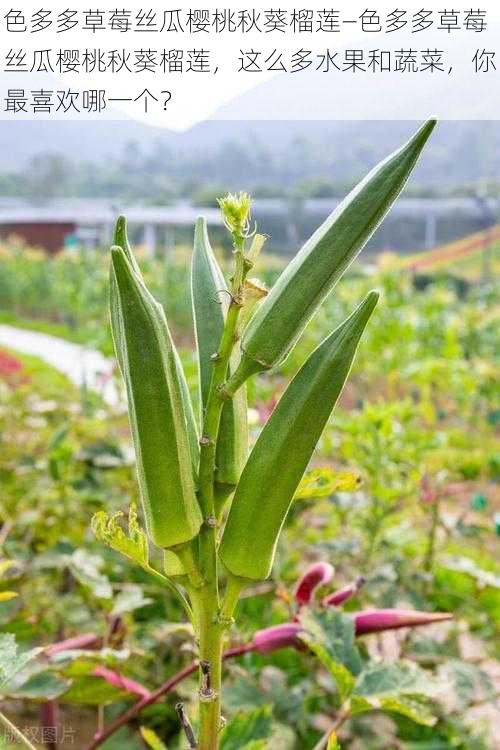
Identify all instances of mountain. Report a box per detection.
[2,119,499,187]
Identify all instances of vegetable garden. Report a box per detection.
[0,121,499,749]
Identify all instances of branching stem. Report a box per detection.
[194,230,250,749]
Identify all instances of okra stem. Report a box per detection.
[195,232,250,749]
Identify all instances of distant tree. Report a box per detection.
[294,178,338,199]
[23,153,72,204]
[191,184,226,207]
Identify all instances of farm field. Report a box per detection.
[0,229,499,750]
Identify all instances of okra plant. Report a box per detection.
[94,120,451,749]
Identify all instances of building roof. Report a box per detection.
[0,196,496,226]
[0,199,222,226]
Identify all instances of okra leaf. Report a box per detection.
[350,693,436,727]
[111,585,153,616]
[298,609,362,701]
[92,507,191,613]
[140,727,169,750]
[294,468,361,500]
[220,706,273,750]
[232,120,436,382]
[91,504,149,569]
[0,634,42,693]
[354,660,440,704]
[220,292,378,580]
[191,217,248,490]
[351,660,440,727]
[59,675,130,705]
[9,672,70,701]
[69,550,112,600]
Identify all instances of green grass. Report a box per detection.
[0,345,77,396]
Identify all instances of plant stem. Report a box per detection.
[424,498,440,576]
[312,703,350,750]
[0,711,38,750]
[86,645,254,750]
[189,586,228,750]
[194,234,249,749]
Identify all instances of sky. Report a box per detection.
[0,2,499,129]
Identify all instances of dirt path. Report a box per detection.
[0,324,121,407]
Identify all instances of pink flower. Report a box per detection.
[252,623,302,654]
[295,562,335,606]
[353,608,453,635]
[93,666,151,699]
[322,576,365,608]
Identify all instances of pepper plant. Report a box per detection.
[94,120,450,749]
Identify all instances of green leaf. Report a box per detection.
[191,217,248,490]
[91,507,192,613]
[231,120,436,378]
[350,693,435,727]
[220,706,273,750]
[60,675,130,705]
[298,609,362,701]
[110,244,202,549]
[355,661,439,700]
[140,726,169,750]
[0,560,19,578]
[68,550,112,599]
[53,649,128,672]
[327,732,340,750]
[220,292,378,581]
[294,468,361,499]
[91,504,148,568]
[437,660,494,710]
[350,661,440,727]
[10,671,70,701]
[0,634,42,693]
[111,585,152,617]
[441,556,500,589]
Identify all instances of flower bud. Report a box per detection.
[252,623,301,654]
[353,608,452,636]
[93,666,151,698]
[295,562,335,606]
[218,191,252,238]
[322,577,365,608]
[45,634,100,656]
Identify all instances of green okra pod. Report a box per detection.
[112,217,200,482]
[191,217,248,491]
[110,246,203,549]
[219,291,379,581]
[228,120,436,388]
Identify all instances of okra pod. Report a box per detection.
[229,120,436,387]
[112,217,199,482]
[220,291,379,580]
[191,217,248,491]
[110,246,203,549]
